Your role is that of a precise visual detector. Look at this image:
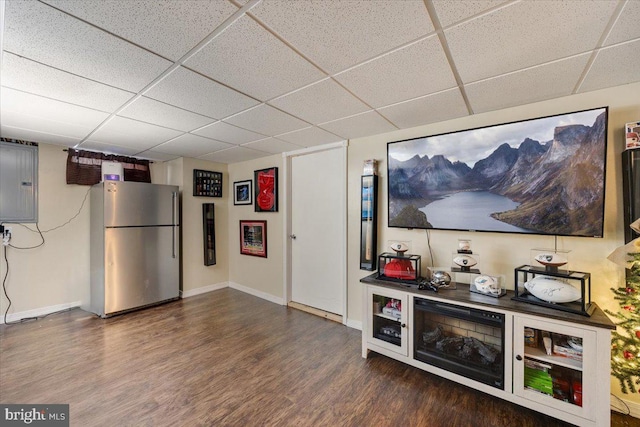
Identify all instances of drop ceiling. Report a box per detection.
[1,0,638,164]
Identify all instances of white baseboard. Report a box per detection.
[612,395,640,419]
[1,301,82,324]
[229,282,284,305]
[346,318,362,330]
[180,282,229,298]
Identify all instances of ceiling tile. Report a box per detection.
[276,126,343,147]
[445,1,618,83]
[0,125,82,147]
[252,0,434,74]
[4,0,172,92]
[377,88,469,129]
[119,97,216,132]
[335,35,456,108]
[145,67,259,119]
[78,141,140,156]
[1,88,109,139]
[1,52,134,113]
[185,15,325,101]
[42,0,238,60]
[579,39,640,94]
[432,0,509,27]
[84,116,183,152]
[193,121,266,145]
[270,79,369,124]
[134,150,181,162]
[224,104,308,136]
[153,133,234,158]
[604,1,640,46]
[319,111,397,140]
[466,53,591,114]
[242,137,304,154]
[199,146,268,164]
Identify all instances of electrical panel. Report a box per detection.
[0,141,38,223]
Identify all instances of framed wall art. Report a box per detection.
[254,167,278,212]
[239,220,267,258]
[202,203,216,266]
[193,169,222,197]
[233,180,253,206]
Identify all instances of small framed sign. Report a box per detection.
[239,220,267,258]
[193,169,222,197]
[233,180,253,206]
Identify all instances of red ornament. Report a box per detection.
[624,350,635,360]
[623,305,636,312]
[626,287,636,294]
[636,330,640,339]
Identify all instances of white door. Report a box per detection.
[290,147,345,315]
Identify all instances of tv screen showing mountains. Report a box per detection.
[387,107,608,237]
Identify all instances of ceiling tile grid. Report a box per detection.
[193,121,267,145]
[151,133,234,158]
[377,88,469,129]
[41,0,239,61]
[319,111,397,140]
[3,0,172,93]
[223,104,309,136]
[242,137,304,154]
[432,0,510,27]
[199,146,268,164]
[119,96,216,132]
[185,15,325,101]
[275,126,343,147]
[85,116,183,152]
[604,0,640,46]
[579,39,640,94]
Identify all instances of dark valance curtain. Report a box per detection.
[66,149,151,185]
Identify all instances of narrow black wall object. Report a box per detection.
[203,203,216,266]
[622,149,640,244]
[360,175,378,270]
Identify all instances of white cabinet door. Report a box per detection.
[513,315,596,421]
[366,286,409,356]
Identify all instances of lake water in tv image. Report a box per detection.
[420,191,531,233]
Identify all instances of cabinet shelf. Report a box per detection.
[524,346,582,371]
[374,312,401,322]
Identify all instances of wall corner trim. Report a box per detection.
[229,281,285,305]
[181,282,229,298]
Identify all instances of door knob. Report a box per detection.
[290,234,297,239]
[516,355,523,361]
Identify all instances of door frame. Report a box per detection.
[282,140,348,324]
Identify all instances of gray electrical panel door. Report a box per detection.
[0,141,38,223]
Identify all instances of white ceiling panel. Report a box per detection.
[579,39,640,94]
[335,35,456,108]
[466,54,591,114]
[224,104,308,136]
[83,116,183,152]
[275,126,343,147]
[199,146,268,164]
[1,53,135,113]
[78,141,141,156]
[145,67,259,119]
[1,88,110,137]
[252,0,434,74]
[186,15,325,101]
[42,0,239,61]
[604,1,640,46]
[445,1,618,83]
[378,89,468,129]
[3,0,172,92]
[134,150,181,162]
[0,125,82,148]
[193,121,266,145]
[270,79,369,124]
[119,97,216,132]
[153,134,234,158]
[319,111,397,140]
[432,0,509,27]
[242,137,304,154]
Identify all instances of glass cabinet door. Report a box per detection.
[367,287,408,356]
[513,316,596,421]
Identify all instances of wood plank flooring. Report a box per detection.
[1,288,639,427]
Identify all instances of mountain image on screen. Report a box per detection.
[388,110,606,237]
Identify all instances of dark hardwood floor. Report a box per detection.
[1,288,638,427]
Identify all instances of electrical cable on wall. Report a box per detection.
[1,186,91,324]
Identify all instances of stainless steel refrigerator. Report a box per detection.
[86,181,180,317]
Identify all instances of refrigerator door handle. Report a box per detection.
[172,191,178,258]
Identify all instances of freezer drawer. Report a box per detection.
[104,226,179,315]
[102,181,178,227]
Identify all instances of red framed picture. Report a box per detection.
[239,220,267,258]
[254,167,278,212]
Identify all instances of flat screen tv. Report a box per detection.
[387,106,608,237]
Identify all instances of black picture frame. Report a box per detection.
[193,169,223,197]
[233,180,253,206]
[254,167,278,212]
[360,175,378,271]
[203,203,216,266]
[239,220,267,258]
